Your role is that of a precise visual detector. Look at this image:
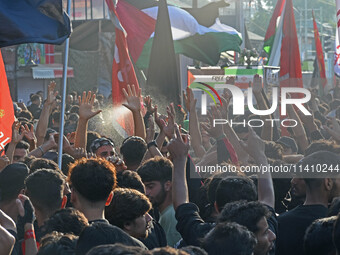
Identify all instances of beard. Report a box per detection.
[150,185,167,208]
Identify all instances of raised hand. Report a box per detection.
[183,87,197,112]
[0,155,10,171]
[167,124,190,161]
[122,84,142,112]
[46,81,58,106]
[143,95,156,114]
[12,121,26,144]
[162,103,176,139]
[323,117,340,143]
[78,91,102,121]
[239,127,265,160]
[201,106,224,139]
[23,124,37,144]
[154,105,167,131]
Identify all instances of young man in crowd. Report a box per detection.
[105,188,153,239]
[276,151,340,255]
[67,158,116,223]
[138,157,182,247]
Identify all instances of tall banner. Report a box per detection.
[312,11,327,89]
[336,0,340,45]
[0,52,14,151]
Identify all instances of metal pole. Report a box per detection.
[304,0,307,60]
[58,0,71,169]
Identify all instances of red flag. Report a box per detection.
[116,0,156,63]
[279,0,302,136]
[279,0,303,89]
[0,51,14,151]
[312,11,327,88]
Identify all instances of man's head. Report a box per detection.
[86,244,145,255]
[12,141,30,163]
[276,136,298,155]
[29,158,60,173]
[67,158,116,212]
[37,232,77,255]
[31,94,42,107]
[25,169,66,219]
[66,94,73,105]
[218,201,276,255]
[333,213,340,255]
[137,157,173,208]
[290,177,306,200]
[214,176,257,212]
[105,188,152,239]
[304,140,340,156]
[90,137,116,158]
[120,136,147,170]
[0,163,29,204]
[304,216,336,255]
[43,208,89,236]
[117,170,145,194]
[76,222,144,255]
[299,151,340,203]
[201,222,256,255]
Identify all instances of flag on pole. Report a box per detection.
[146,0,180,107]
[0,51,14,151]
[116,0,156,63]
[312,11,327,90]
[0,0,71,47]
[263,0,286,60]
[334,29,340,77]
[336,0,340,45]
[106,0,141,136]
[279,0,303,89]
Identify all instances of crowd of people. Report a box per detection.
[1,77,340,255]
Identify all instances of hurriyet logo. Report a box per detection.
[190,83,312,128]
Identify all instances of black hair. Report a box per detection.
[76,222,145,255]
[68,158,116,203]
[0,163,29,202]
[120,136,147,169]
[117,170,145,194]
[37,232,77,255]
[218,201,271,234]
[86,243,146,255]
[201,222,256,255]
[137,157,173,183]
[25,169,65,213]
[29,158,60,173]
[105,188,151,229]
[215,176,257,211]
[304,216,336,255]
[43,208,89,236]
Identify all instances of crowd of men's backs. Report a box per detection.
[1,78,340,255]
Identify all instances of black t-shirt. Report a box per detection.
[276,204,328,255]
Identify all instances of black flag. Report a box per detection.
[146,0,180,107]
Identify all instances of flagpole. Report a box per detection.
[58,0,71,169]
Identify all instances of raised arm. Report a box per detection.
[183,88,206,158]
[6,121,26,163]
[0,210,16,255]
[74,92,101,150]
[168,124,190,210]
[240,127,275,209]
[252,75,273,141]
[286,102,309,153]
[36,81,57,146]
[122,85,146,140]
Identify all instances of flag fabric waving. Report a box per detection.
[336,0,340,45]
[0,51,14,151]
[334,29,340,77]
[312,11,327,89]
[0,0,71,47]
[146,0,180,107]
[106,0,143,136]
[279,0,303,89]
[263,0,286,59]
[136,6,242,69]
[116,0,156,63]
